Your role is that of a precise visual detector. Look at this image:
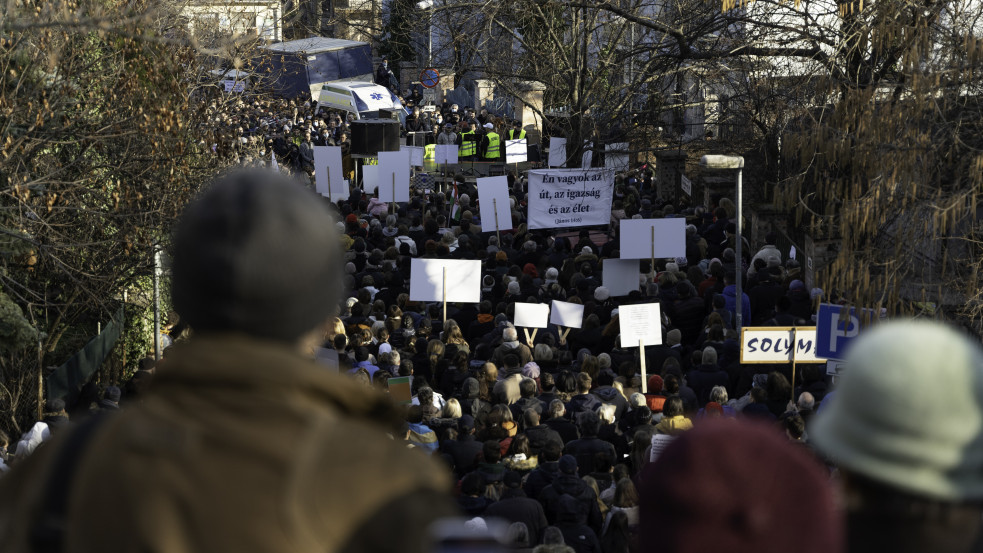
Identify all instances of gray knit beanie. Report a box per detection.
[171,170,341,342]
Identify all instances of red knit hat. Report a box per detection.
[647,374,663,393]
[638,420,843,553]
[705,402,724,416]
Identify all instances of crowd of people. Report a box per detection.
[1,155,982,552]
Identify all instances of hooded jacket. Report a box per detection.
[0,335,454,553]
[540,474,603,531]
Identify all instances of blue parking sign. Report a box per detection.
[815,303,876,360]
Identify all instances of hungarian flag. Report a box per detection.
[450,181,461,221]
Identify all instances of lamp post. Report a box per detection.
[417,0,434,66]
[700,154,745,330]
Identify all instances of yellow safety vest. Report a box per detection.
[424,143,436,160]
[459,130,477,157]
[486,132,501,159]
[509,129,526,140]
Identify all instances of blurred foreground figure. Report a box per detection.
[0,171,453,552]
[811,320,983,553]
[638,420,843,553]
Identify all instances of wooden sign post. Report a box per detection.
[442,267,448,322]
[639,338,647,393]
[493,197,501,244]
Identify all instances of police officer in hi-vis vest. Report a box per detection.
[481,122,501,162]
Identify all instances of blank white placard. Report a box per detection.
[377,150,411,203]
[548,137,566,167]
[401,146,424,167]
[505,139,527,164]
[435,145,459,165]
[549,300,584,328]
[313,146,345,202]
[409,258,482,303]
[603,259,640,297]
[514,303,550,328]
[477,176,513,232]
[620,218,686,260]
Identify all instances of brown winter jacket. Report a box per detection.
[0,334,455,553]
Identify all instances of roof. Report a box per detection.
[260,37,369,55]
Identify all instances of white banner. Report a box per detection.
[527,169,615,230]
[739,327,825,364]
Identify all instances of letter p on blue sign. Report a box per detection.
[816,303,874,360]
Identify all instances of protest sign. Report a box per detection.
[409,259,482,303]
[680,174,692,196]
[650,434,675,463]
[515,303,550,328]
[377,150,411,202]
[619,302,662,393]
[313,146,345,202]
[401,146,425,167]
[505,139,528,163]
[362,164,378,192]
[548,137,567,167]
[550,300,584,329]
[619,303,662,347]
[740,327,823,364]
[223,80,245,93]
[477,176,513,232]
[527,169,615,230]
[435,144,458,165]
[313,348,340,372]
[388,376,413,404]
[605,143,629,171]
[602,259,640,297]
[620,218,686,260]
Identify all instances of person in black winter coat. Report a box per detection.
[669,282,706,345]
[544,400,580,444]
[539,456,603,532]
[442,416,484,477]
[554,495,603,553]
[563,411,617,478]
[484,472,549,544]
[522,410,564,457]
[685,348,731,405]
[566,373,601,417]
[591,371,629,421]
[525,441,563,500]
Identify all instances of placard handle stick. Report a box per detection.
[650,226,655,279]
[522,328,538,348]
[326,171,331,200]
[789,327,798,404]
[558,327,571,345]
[493,197,501,244]
[391,172,396,214]
[639,338,647,394]
[442,267,448,322]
